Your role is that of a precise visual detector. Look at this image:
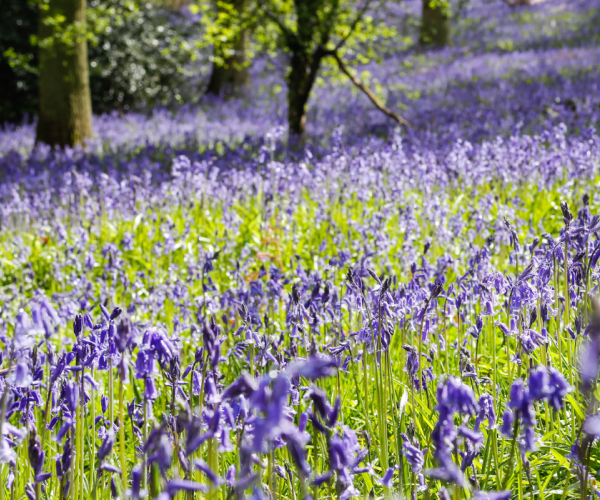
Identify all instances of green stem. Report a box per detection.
[142,393,148,492]
[119,377,127,487]
[91,368,97,499]
[503,417,520,489]
[108,358,115,429]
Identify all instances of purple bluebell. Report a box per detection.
[166,479,208,495]
[474,393,496,432]
[221,372,258,400]
[500,410,515,438]
[28,429,49,483]
[378,467,394,488]
[472,491,512,500]
[312,471,333,486]
[428,377,478,487]
[100,463,122,474]
[547,367,572,410]
[286,355,337,380]
[194,459,221,484]
[528,366,550,401]
[580,336,600,392]
[401,434,424,474]
[426,459,465,488]
[436,376,479,417]
[582,415,600,436]
[131,464,142,500]
[144,426,172,475]
[97,431,115,463]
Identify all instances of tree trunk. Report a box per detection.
[205,0,250,98]
[287,51,320,137]
[36,0,93,148]
[420,0,451,47]
[206,29,250,97]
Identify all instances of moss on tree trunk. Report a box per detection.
[36,0,93,148]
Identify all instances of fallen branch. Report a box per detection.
[500,0,541,7]
[330,51,413,129]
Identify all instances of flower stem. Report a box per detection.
[119,377,127,487]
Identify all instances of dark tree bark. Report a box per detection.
[206,29,251,97]
[36,0,93,147]
[419,0,451,47]
[283,0,327,137]
[287,49,321,136]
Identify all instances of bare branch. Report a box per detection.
[500,0,531,7]
[330,51,412,129]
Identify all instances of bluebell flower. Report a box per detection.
[194,459,221,484]
[221,373,258,400]
[312,471,333,486]
[582,415,600,436]
[73,314,83,338]
[472,491,512,500]
[500,410,515,438]
[401,434,425,474]
[436,376,478,417]
[458,426,483,449]
[378,467,394,488]
[55,435,72,477]
[166,479,208,495]
[144,426,172,476]
[521,426,537,454]
[519,329,547,354]
[131,464,142,500]
[580,337,600,391]
[528,366,550,401]
[439,488,452,500]
[508,379,527,410]
[287,355,337,380]
[109,307,122,321]
[97,431,115,463]
[28,429,49,483]
[428,377,477,487]
[474,393,496,432]
[327,425,365,500]
[99,304,111,322]
[547,367,572,410]
[426,458,465,488]
[100,463,122,474]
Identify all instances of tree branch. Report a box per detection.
[257,1,296,47]
[334,0,376,51]
[500,0,530,7]
[330,51,412,129]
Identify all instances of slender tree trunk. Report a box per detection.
[206,29,250,97]
[287,51,320,136]
[36,0,93,148]
[205,0,250,97]
[420,0,451,47]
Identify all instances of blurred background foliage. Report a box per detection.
[4,0,594,144]
[0,0,416,125]
[0,0,39,124]
[1,0,205,123]
[87,0,205,113]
